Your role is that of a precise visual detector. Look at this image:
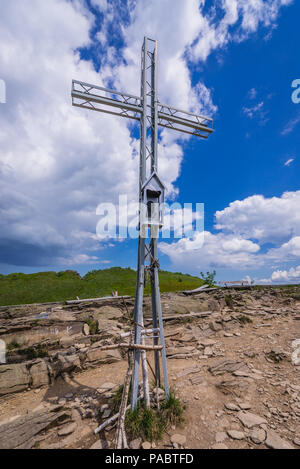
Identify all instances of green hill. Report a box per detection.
[0,267,204,306]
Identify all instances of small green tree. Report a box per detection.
[200,270,216,288]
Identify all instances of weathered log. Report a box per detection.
[120,328,159,339]
[66,296,131,305]
[115,329,134,449]
[98,343,163,352]
[162,311,212,322]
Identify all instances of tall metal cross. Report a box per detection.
[72,37,214,409]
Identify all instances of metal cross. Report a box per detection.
[72,37,214,409]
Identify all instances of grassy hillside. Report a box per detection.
[0,267,204,306]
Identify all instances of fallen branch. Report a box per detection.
[162,311,212,322]
[98,343,163,351]
[66,295,131,305]
[115,329,134,449]
[95,395,142,435]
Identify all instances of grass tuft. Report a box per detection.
[125,390,184,442]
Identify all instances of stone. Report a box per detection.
[58,422,77,437]
[176,367,200,378]
[100,404,109,412]
[204,347,213,357]
[29,359,50,389]
[0,405,71,449]
[225,403,240,411]
[51,354,81,378]
[249,428,266,444]
[197,338,216,347]
[237,411,267,428]
[215,432,227,443]
[83,324,90,336]
[97,382,117,393]
[211,443,228,449]
[209,321,223,332]
[90,439,109,449]
[190,374,204,385]
[0,364,30,396]
[265,430,294,449]
[102,409,111,419]
[130,438,142,449]
[171,434,186,447]
[293,438,300,446]
[239,402,251,410]
[142,441,151,450]
[227,430,245,440]
[209,360,247,376]
[86,348,121,365]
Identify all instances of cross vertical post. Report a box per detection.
[131,38,170,409]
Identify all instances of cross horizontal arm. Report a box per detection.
[71,79,142,121]
[71,80,214,139]
[158,103,213,138]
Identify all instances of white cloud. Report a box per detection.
[215,191,300,244]
[0,0,139,266]
[160,231,260,271]
[191,0,292,61]
[243,101,264,118]
[281,113,300,135]
[284,158,294,166]
[270,265,300,282]
[161,189,300,278]
[248,88,257,99]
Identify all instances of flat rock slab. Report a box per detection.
[227,430,245,440]
[265,430,294,449]
[211,443,228,449]
[249,428,266,444]
[209,360,247,376]
[237,411,267,428]
[90,439,109,449]
[176,367,200,379]
[58,422,77,437]
[0,405,71,449]
[171,434,186,446]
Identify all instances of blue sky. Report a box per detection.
[0,0,300,283]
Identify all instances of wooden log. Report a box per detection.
[120,328,159,339]
[98,343,163,352]
[162,311,212,322]
[141,321,150,409]
[95,396,141,435]
[66,296,131,305]
[115,329,134,449]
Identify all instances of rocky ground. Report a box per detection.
[0,286,299,449]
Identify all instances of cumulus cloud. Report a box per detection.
[215,191,300,244]
[161,190,300,278]
[160,231,261,272]
[270,265,300,282]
